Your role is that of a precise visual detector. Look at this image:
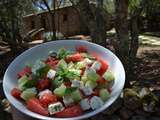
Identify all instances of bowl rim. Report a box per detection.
[3,40,125,120]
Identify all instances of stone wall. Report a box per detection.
[23,6,89,37]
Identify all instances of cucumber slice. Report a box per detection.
[85,80,97,89]
[96,82,108,89]
[71,89,82,102]
[103,70,115,82]
[57,59,67,69]
[91,61,101,71]
[52,76,63,88]
[18,75,29,90]
[68,62,75,69]
[54,84,66,97]
[81,74,88,83]
[86,68,99,82]
[80,53,96,60]
[21,87,37,101]
[75,61,86,69]
[99,89,110,102]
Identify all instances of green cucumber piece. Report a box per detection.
[103,70,115,82]
[99,89,110,102]
[85,80,97,89]
[80,53,96,60]
[57,59,67,69]
[86,68,99,82]
[54,84,66,97]
[65,87,77,95]
[18,75,37,91]
[75,61,86,69]
[68,62,75,69]
[81,74,88,83]
[52,76,63,88]
[96,82,108,89]
[18,75,29,90]
[66,69,81,80]
[71,89,82,102]
[21,87,37,101]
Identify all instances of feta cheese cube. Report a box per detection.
[38,89,52,99]
[63,95,74,107]
[81,86,93,96]
[80,98,91,111]
[47,69,56,79]
[90,96,104,110]
[48,102,64,115]
[91,61,101,71]
[71,79,84,88]
[83,58,93,65]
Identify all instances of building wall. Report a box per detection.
[23,6,89,37]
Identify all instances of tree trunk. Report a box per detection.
[75,0,107,46]
[42,0,56,40]
[129,0,147,59]
[114,0,130,87]
[52,0,56,40]
[129,17,139,59]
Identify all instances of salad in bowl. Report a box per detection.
[3,40,125,120]
[11,46,115,117]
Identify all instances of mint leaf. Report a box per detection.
[65,87,77,95]
[36,65,51,78]
[57,48,71,59]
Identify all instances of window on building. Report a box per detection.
[31,20,35,29]
[63,14,68,22]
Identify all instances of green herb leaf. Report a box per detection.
[36,65,51,78]
[65,87,77,95]
[57,48,71,59]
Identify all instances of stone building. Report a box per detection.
[23,6,89,37]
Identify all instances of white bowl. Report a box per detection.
[3,40,125,120]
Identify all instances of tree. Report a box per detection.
[32,0,65,40]
[70,0,113,46]
[0,0,35,54]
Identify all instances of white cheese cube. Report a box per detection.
[71,79,84,88]
[83,58,93,65]
[81,86,93,96]
[38,89,52,99]
[80,98,91,111]
[91,61,101,71]
[63,95,74,107]
[90,96,104,110]
[47,69,56,79]
[48,102,64,115]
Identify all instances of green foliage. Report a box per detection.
[103,0,115,14]
[0,0,35,52]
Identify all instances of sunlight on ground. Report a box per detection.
[139,35,160,46]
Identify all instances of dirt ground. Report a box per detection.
[133,46,160,89]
